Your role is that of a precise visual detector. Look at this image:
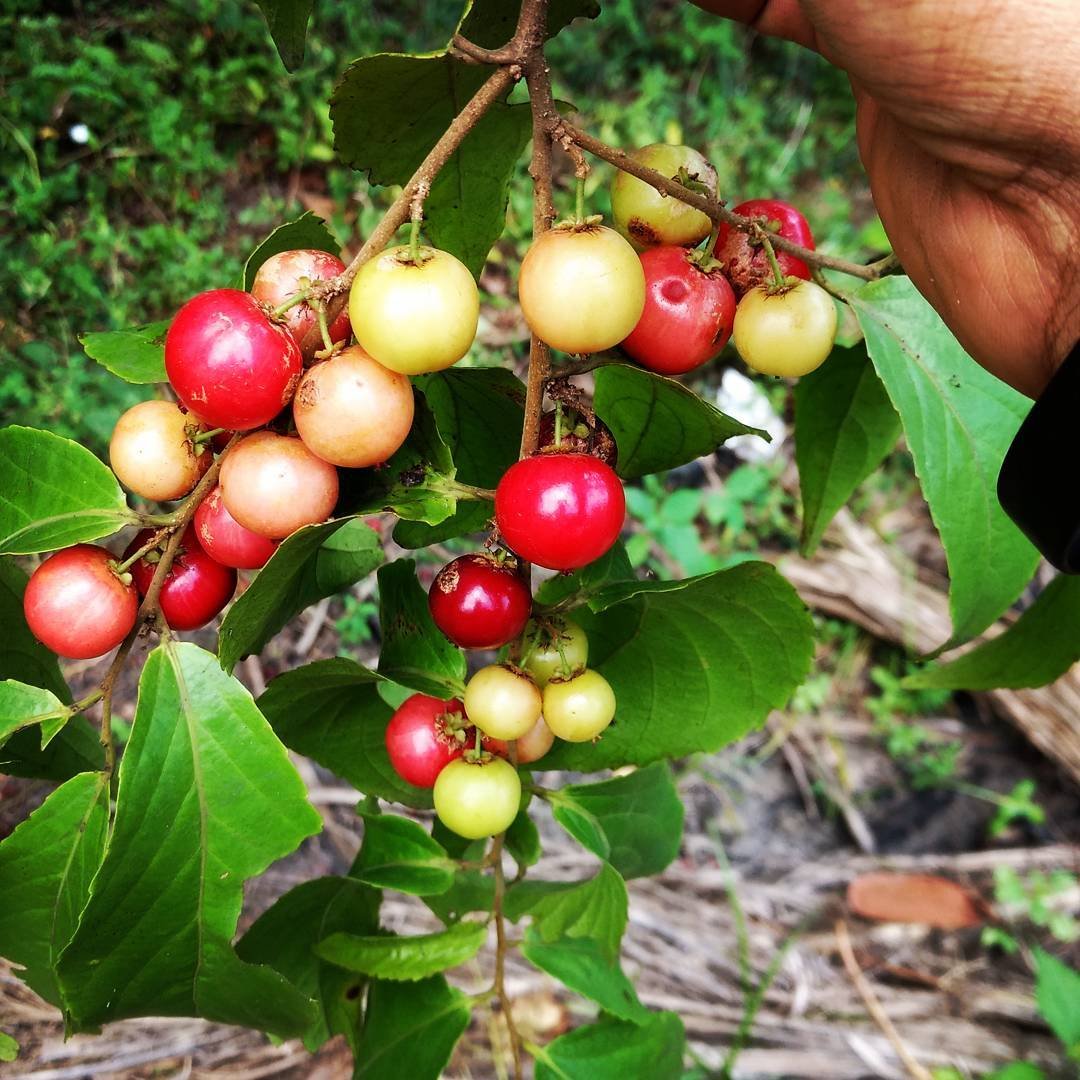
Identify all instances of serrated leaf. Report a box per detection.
[539,563,813,770]
[218,518,383,672]
[505,807,542,868]
[58,642,321,1037]
[0,427,137,553]
[79,321,170,384]
[1034,948,1080,1057]
[423,868,496,925]
[905,575,1080,691]
[350,813,456,895]
[236,877,381,1051]
[793,343,901,555]
[0,772,109,1006]
[377,560,467,698]
[253,0,314,71]
[241,211,340,289]
[851,276,1039,644]
[536,1012,686,1080]
[594,364,767,479]
[549,765,683,879]
[318,921,486,981]
[258,657,430,807]
[0,680,69,749]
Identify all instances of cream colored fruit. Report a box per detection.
[542,669,617,742]
[464,664,543,741]
[109,400,210,501]
[732,279,837,377]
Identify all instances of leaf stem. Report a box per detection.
[271,289,311,317]
[757,229,788,291]
[191,426,226,445]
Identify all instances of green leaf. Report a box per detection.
[377,559,467,698]
[0,680,69,749]
[350,813,455,895]
[0,426,137,553]
[549,764,683,879]
[536,1012,686,1080]
[905,575,1080,691]
[536,541,635,608]
[423,868,496,925]
[457,0,601,48]
[505,807,542,868]
[317,921,486,982]
[236,876,381,1051]
[354,975,470,1080]
[241,211,340,289]
[593,364,767,479]
[793,344,901,555]
[258,657,430,807]
[1034,948,1080,1058]
[0,772,109,1006]
[0,1033,16,1063]
[218,518,384,672]
[58,642,321,1037]
[506,863,627,962]
[984,1065,1047,1080]
[851,276,1039,643]
[79,321,170,384]
[539,563,813,770]
[522,929,650,1023]
[253,0,314,71]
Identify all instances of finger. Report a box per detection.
[687,0,822,53]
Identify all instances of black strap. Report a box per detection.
[998,340,1080,572]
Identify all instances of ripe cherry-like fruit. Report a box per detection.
[433,756,521,839]
[292,345,415,468]
[495,453,625,571]
[483,715,556,765]
[716,199,814,296]
[193,486,278,570]
[542,669,617,742]
[538,409,618,469]
[611,144,717,249]
[463,664,542,741]
[620,246,737,375]
[428,554,532,650]
[384,693,471,788]
[522,617,589,687]
[732,279,837,378]
[250,248,351,349]
[219,431,339,540]
[23,545,138,659]
[165,289,302,430]
[126,526,237,631]
[348,245,479,374]
[109,400,211,502]
[518,226,645,354]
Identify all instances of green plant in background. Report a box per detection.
[982,867,1080,954]
[335,591,379,650]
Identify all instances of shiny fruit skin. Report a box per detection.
[165,289,302,430]
[495,453,625,571]
[732,279,837,378]
[126,527,237,631]
[23,545,138,659]
[542,669,617,742]
[483,715,556,765]
[384,693,470,788]
[716,199,814,296]
[250,248,351,348]
[518,226,645,354]
[522,618,589,687]
[428,554,532,650]
[293,345,415,468]
[219,431,339,540]
[620,246,737,375]
[433,757,521,839]
[463,664,542,741]
[348,245,479,374]
[611,144,717,249]
[109,400,211,502]
[193,486,278,570]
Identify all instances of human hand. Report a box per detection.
[692,0,1080,397]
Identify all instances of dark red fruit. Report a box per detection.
[193,486,278,570]
[165,289,302,431]
[125,526,237,631]
[23,545,138,659]
[428,554,532,650]
[385,693,472,788]
[538,409,618,468]
[620,246,737,375]
[495,453,625,571]
[250,248,351,349]
[716,199,814,296]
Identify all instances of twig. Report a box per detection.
[490,834,524,1079]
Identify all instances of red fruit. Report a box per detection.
[716,199,814,296]
[495,453,625,571]
[193,486,278,570]
[385,694,472,788]
[250,249,351,349]
[620,246,737,375]
[23,545,138,659]
[165,289,302,430]
[125,526,237,631]
[429,554,532,650]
